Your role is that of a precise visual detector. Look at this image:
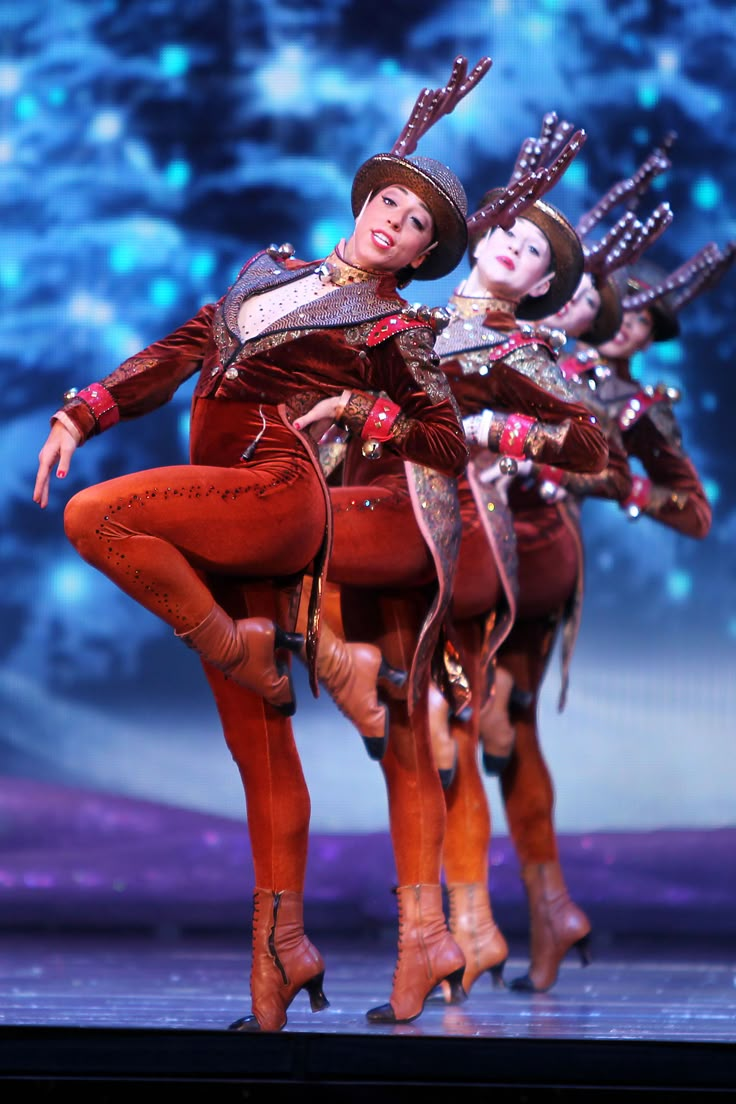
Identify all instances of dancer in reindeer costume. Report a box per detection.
[425,116,613,997]
[33,56,492,1031]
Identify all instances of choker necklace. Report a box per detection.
[316,243,385,287]
[449,293,519,319]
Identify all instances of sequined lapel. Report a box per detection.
[434,313,509,358]
[215,252,405,363]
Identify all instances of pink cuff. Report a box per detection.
[499,414,535,458]
[623,476,652,512]
[75,383,120,433]
[361,397,401,443]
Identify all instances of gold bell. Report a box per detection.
[361,439,383,460]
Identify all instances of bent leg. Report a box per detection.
[64,463,326,632]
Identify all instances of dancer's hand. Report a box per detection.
[33,421,80,508]
[293,390,352,441]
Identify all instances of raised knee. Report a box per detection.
[63,489,101,555]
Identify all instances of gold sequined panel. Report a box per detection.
[450,348,494,375]
[318,441,348,479]
[434,313,508,359]
[405,463,462,713]
[105,357,161,386]
[647,402,683,450]
[394,326,453,404]
[565,468,618,496]
[524,420,570,459]
[504,344,578,401]
[567,379,613,430]
[650,484,689,512]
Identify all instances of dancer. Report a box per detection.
[293,74,583,1026]
[476,201,672,997]
[484,194,730,993]
[32,56,489,1032]
[426,116,612,998]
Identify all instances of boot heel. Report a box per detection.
[275,627,304,653]
[438,743,458,790]
[482,750,512,777]
[362,709,389,762]
[378,657,407,693]
[271,624,300,718]
[489,958,507,989]
[443,965,467,1005]
[575,933,592,967]
[304,971,330,1012]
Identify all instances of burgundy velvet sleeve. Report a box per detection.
[342,326,468,478]
[553,429,633,501]
[60,303,218,440]
[449,360,608,474]
[623,410,712,538]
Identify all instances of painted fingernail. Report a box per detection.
[293,421,301,429]
[58,471,66,478]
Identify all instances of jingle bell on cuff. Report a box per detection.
[360,397,400,459]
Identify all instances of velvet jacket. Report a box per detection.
[431,299,610,687]
[563,346,711,540]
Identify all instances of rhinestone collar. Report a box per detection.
[448,293,519,319]
[316,241,386,287]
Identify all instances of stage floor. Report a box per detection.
[1,929,734,1101]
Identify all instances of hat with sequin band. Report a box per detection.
[577,275,622,346]
[351,153,468,282]
[351,56,492,283]
[619,259,680,341]
[468,188,584,320]
[618,239,736,343]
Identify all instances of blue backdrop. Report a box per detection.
[2,0,734,837]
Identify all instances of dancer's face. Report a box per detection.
[598,307,654,359]
[344,185,435,274]
[545,272,601,338]
[473,219,553,301]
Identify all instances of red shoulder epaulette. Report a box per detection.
[366,315,428,347]
[484,331,553,363]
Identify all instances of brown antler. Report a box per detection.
[585,203,674,279]
[626,203,674,265]
[576,134,675,238]
[467,125,586,236]
[508,112,577,182]
[669,240,736,311]
[622,242,721,312]
[390,55,493,157]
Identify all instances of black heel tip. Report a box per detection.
[378,658,408,688]
[363,736,387,761]
[275,627,304,653]
[438,766,456,790]
[228,1015,262,1032]
[482,751,512,777]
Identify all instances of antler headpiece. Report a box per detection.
[467,113,587,320]
[576,203,674,344]
[620,239,732,341]
[351,56,492,281]
[575,132,676,238]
